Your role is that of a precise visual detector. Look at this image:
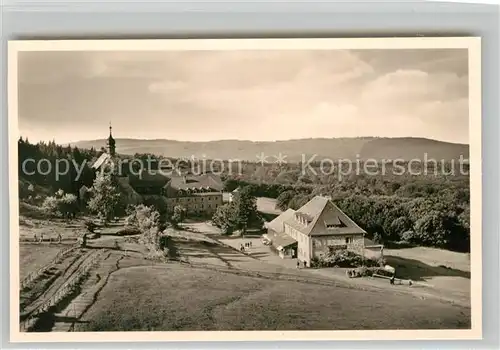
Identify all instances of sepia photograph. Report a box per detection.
[8,38,481,342]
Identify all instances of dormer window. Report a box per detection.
[325,217,346,229]
[295,213,312,226]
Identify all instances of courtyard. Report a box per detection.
[180,222,299,270]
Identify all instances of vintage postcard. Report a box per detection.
[8,38,481,342]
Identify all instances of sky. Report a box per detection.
[18,48,469,144]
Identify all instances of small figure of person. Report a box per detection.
[390,275,395,285]
[57,233,62,244]
[240,244,245,252]
[39,233,44,243]
[408,279,413,287]
[296,260,300,269]
[303,261,307,268]
[249,241,253,248]
[81,233,87,248]
[33,233,37,243]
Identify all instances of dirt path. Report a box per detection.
[51,251,125,332]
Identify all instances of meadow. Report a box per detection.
[79,264,470,331]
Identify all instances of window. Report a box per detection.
[326,218,346,229]
[345,237,353,244]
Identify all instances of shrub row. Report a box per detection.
[310,250,385,268]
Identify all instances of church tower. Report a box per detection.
[106,123,116,156]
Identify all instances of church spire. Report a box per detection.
[106,122,116,156]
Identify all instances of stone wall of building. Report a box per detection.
[312,234,365,258]
[166,193,223,215]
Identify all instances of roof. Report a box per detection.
[266,208,296,234]
[264,230,297,249]
[284,196,366,236]
[364,237,384,248]
[92,153,111,169]
[168,173,223,192]
[128,170,169,187]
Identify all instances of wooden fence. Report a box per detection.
[20,248,106,332]
[20,245,78,290]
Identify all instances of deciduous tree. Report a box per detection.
[87,173,120,224]
[170,205,187,227]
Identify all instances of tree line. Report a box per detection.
[223,173,470,252]
[18,137,97,196]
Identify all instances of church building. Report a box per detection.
[88,125,224,217]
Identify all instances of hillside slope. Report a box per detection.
[73,137,469,162]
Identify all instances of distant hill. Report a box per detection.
[72,137,469,162]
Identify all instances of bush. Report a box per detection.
[354,266,372,277]
[376,257,387,267]
[126,204,160,234]
[58,193,79,218]
[41,196,59,216]
[126,204,168,258]
[401,230,416,242]
[41,192,79,219]
[170,205,187,227]
[311,250,379,268]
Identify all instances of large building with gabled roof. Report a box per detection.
[264,195,383,266]
[163,172,224,216]
[87,125,224,216]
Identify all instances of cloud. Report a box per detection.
[17,49,469,144]
[144,50,374,125]
[361,69,467,104]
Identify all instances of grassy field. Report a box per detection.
[384,247,470,272]
[19,244,66,280]
[79,264,470,331]
[17,204,471,332]
[383,247,471,296]
[19,215,84,242]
